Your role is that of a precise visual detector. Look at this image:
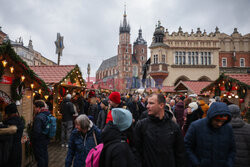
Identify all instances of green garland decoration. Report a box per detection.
[0,42,50,94]
[237,86,247,99]
[0,63,4,80]
[225,81,232,91]
[11,77,25,101]
[70,72,77,83]
[58,65,86,86]
[214,86,221,96]
[201,73,250,93]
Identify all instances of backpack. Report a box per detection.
[85,143,104,167]
[42,114,57,138]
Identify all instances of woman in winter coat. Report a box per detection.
[65,114,101,167]
[3,103,24,167]
[182,102,203,135]
[99,108,138,167]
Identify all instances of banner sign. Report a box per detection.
[0,76,13,85]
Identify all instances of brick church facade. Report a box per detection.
[96,10,147,92]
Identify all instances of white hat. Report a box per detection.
[188,102,198,112]
[189,94,197,98]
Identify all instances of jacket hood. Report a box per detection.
[175,102,184,109]
[207,102,231,123]
[101,121,125,144]
[199,100,206,106]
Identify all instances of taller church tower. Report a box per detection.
[117,7,132,89]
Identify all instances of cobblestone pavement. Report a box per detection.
[30,142,68,167]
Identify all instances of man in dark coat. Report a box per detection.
[184,102,236,167]
[60,94,75,147]
[97,100,109,130]
[100,108,138,167]
[228,104,250,167]
[134,93,186,167]
[127,94,140,123]
[32,100,51,167]
[3,103,24,167]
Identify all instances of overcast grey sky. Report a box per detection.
[1,0,250,77]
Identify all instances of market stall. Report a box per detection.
[0,42,50,124]
[201,73,250,109]
[30,65,86,116]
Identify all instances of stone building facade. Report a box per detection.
[145,22,250,88]
[219,28,250,74]
[96,10,147,92]
[11,39,56,66]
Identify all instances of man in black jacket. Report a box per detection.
[134,93,186,167]
[60,94,75,147]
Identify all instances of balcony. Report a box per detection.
[149,63,169,73]
[148,63,169,87]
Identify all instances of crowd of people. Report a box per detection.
[0,90,250,167]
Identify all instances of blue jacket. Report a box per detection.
[32,110,50,145]
[184,102,236,167]
[65,125,101,167]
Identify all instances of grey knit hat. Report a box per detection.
[228,104,240,117]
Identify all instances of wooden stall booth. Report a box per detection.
[30,65,86,116]
[201,73,250,110]
[0,42,50,124]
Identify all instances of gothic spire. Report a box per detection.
[119,5,130,34]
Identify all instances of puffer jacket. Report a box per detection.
[230,112,250,167]
[134,112,186,167]
[184,102,236,167]
[99,122,138,167]
[65,125,101,167]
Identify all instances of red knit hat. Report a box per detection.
[109,92,121,104]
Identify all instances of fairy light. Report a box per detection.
[10,66,14,73]
[235,95,239,98]
[21,75,25,82]
[38,89,42,94]
[30,83,34,89]
[44,95,49,100]
[2,60,7,67]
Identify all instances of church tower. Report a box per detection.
[133,28,147,75]
[117,7,132,89]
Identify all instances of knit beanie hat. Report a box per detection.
[66,94,72,99]
[228,104,240,117]
[188,102,198,112]
[5,103,18,114]
[180,96,185,101]
[111,108,132,132]
[101,100,109,107]
[109,92,121,104]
